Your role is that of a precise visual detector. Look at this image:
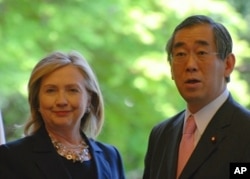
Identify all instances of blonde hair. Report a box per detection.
[24,51,104,139]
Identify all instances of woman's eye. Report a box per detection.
[46,88,55,93]
[69,88,79,92]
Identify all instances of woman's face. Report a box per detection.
[38,65,89,132]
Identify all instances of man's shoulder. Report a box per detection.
[151,110,185,134]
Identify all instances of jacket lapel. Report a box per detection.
[31,127,117,179]
[181,122,228,178]
[32,127,72,179]
[168,114,184,179]
[88,140,112,179]
[180,96,233,178]
[157,112,184,179]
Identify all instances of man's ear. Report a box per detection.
[170,66,174,80]
[224,53,235,80]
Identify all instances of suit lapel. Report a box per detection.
[88,140,112,179]
[180,96,233,178]
[31,127,71,179]
[35,153,71,179]
[168,115,184,179]
[157,112,184,179]
[31,127,116,179]
[181,122,228,178]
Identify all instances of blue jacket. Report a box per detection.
[0,126,125,179]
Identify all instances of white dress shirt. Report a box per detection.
[183,89,229,146]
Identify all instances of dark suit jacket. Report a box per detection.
[0,126,125,179]
[143,94,250,179]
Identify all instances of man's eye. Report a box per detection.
[197,51,208,56]
[174,52,186,57]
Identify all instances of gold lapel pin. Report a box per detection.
[211,136,216,143]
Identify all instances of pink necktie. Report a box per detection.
[177,115,197,178]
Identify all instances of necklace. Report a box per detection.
[50,136,91,163]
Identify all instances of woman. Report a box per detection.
[0,51,125,179]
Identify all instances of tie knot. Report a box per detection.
[184,115,196,134]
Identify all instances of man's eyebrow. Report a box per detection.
[173,40,210,49]
[173,42,185,49]
[195,40,210,46]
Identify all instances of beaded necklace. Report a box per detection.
[50,136,91,163]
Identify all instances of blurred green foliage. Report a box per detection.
[1,0,250,178]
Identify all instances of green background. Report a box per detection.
[1,0,250,178]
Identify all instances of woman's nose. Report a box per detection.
[55,92,68,106]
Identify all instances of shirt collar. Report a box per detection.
[184,89,229,135]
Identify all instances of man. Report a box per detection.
[143,15,250,179]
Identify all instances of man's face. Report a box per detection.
[170,24,234,113]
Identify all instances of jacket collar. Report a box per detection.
[31,126,112,179]
[84,136,113,179]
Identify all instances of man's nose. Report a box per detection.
[186,52,198,72]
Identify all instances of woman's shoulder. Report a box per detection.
[0,135,34,153]
[89,139,118,153]
[88,138,123,160]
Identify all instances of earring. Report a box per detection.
[86,106,91,114]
